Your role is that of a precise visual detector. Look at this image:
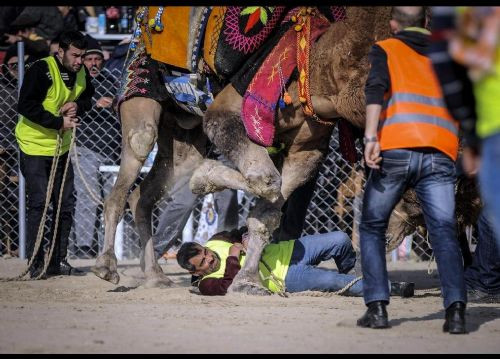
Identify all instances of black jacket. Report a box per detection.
[17,55,94,130]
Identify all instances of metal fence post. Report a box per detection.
[17,41,26,260]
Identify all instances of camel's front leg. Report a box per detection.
[228,197,284,295]
[92,98,162,284]
[127,114,206,288]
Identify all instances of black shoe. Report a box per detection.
[59,259,85,276]
[29,263,47,279]
[390,281,415,298]
[443,301,466,334]
[46,264,61,276]
[357,301,390,329]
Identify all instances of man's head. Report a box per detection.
[390,7,427,34]
[3,44,39,84]
[177,242,221,277]
[83,35,104,78]
[176,227,248,276]
[57,31,87,73]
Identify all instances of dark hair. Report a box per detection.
[176,242,203,272]
[391,7,426,29]
[59,30,87,51]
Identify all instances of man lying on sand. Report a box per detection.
[176,227,414,297]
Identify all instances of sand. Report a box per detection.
[0,257,499,354]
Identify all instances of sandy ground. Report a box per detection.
[0,257,499,354]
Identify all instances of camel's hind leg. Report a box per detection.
[127,115,206,288]
[92,97,162,284]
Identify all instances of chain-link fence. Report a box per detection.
[0,50,476,262]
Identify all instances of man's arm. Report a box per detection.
[198,242,245,296]
[364,104,383,169]
[363,44,388,170]
[17,60,64,130]
[198,256,241,296]
[364,44,390,106]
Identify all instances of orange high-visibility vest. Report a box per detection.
[376,38,459,161]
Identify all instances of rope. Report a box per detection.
[286,275,363,297]
[0,127,76,282]
[72,141,104,206]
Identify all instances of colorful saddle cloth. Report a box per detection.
[239,9,331,146]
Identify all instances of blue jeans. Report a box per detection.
[478,133,500,254]
[464,210,500,294]
[360,149,466,308]
[284,232,364,295]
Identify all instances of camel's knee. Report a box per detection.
[128,123,157,161]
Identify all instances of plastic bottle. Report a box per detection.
[98,13,106,35]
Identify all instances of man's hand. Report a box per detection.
[61,102,78,117]
[229,243,245,257]
[364,141,382,169]
[96,96,113,108]
[62,115,80,130]
[462,146,481,177]
[5,34,21,44]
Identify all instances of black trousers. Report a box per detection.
[19,151,75,267]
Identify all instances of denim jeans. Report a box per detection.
[464,210,500,294]
[284,232,364,295]
[478,132,500,254]
[360,149,466,308]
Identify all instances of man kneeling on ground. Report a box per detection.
[176,228,415,297]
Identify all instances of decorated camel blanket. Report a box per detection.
[118,6,350,149]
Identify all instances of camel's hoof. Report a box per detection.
[142,275,175,289]
[91,265,120,284]
[227,280,272,296]
[92,252,119,284]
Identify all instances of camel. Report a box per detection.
[91,6,394,291]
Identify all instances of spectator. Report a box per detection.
[11,7,64,42]
[16,30,94,277]
[57,6,79,33]
[176,227,415,297]
[464,210,500,303]
[0,6,24,42]
[358,7,467,334]
[72,34,122,258]
[104,37,131,73]
[430,7,500,249]
[4,13,49,59]
[74,7,96,32]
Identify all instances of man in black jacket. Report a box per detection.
[16,30,94,277]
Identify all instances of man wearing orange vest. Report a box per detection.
[357,7,467,334]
